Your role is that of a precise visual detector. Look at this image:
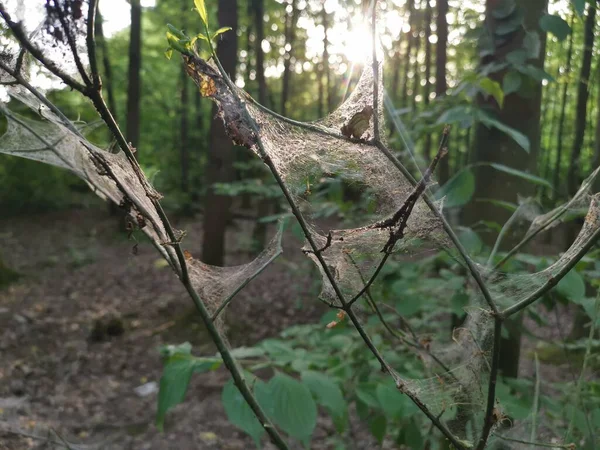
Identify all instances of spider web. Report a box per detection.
[2,36,600,446]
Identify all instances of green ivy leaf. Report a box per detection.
[194,0,209,27]
[479,77,505,108]
[502,71,522,95]
[269,372,317,442]
[556,269,585,302]
[222,377,267,448]
[572,0,586,16]
[301,371,347,430]
[488,163,552,188]
[477,111,530,152]
[539,14,571,41]
[436,168,475,208]
[523,31,541,59]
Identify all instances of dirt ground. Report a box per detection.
[0,208,584,450]
[0,208,335,450]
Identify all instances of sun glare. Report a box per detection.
[341,23,373,63]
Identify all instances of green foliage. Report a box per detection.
[539,14,572,41]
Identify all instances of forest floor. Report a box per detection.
[0,207,578,450]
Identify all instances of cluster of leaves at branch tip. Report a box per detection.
[164,0,231,60]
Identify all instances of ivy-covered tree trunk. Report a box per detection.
[202,0,238,266]
[435,0,449,184]
[126,0,141,155]
[566,0,597,197]
[464,0,549,378]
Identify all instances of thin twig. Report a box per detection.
[503,222,600,317]
[492,433,575,449]
[86,0,101,88]
[374,140,501,317]
[0,4,87,93]
[50,0,92,87]
[566,293,599,445]
[476,317,502,450]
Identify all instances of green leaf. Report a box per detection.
[572,0,586,16]
[375,383,404,418]
[369,415,387,443]
[164,48,173,60]
[222,378,266,447]
[556,269,585,302]
[156,355,195,430]
[167,24,187,39]
[479,77,505,108]
[488,163,552,188]
[212,26,232,40]
[451,292,470,315]
[269,372,317,441]
[491,0,516,20]
[477,111,530,152]
[436,168,475,208]
[523,31,541,59]
[502,71,522,95]
[457,226,483,255]
[194,0,208,27]
[539,14,571,41]
[301,371,347,429]
[436,106,473,126]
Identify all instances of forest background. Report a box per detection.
[1,0,600,449]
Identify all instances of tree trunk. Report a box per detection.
[94,12,118,120]
[435,0,449,184]
[281,0,299,116]
[400,0,415,107]
[322,8,333,112]
[126,0,141,155]
[593,60,600,193]
[410,0,422,113]
[566,0,597,197]
[252,0,270,252]
[253,0,267,107]
[464,0,549,378]
[202,0,238,266]
[180,63,190,195]
[552,13,576,203]
[423,0,433,161]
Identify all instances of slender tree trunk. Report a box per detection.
[400,0,415,107]
[567,0,597,196]
[281,0,299,116]
[202,0,238,266]
[435,0,449,184]
[253,0,267,107]
[593,60,600,193]
[94,12,117,121]
[410,0,422,113]
[180,64,190,194]
[317,63,324,118]
[193,89,204,204]
[553,13,576,203]
[126,0,141,155]
[322,8,333,112]
[252,0,270,251]
[464,0,549,379]
[423,0,433,161]
[245,0,253,87]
